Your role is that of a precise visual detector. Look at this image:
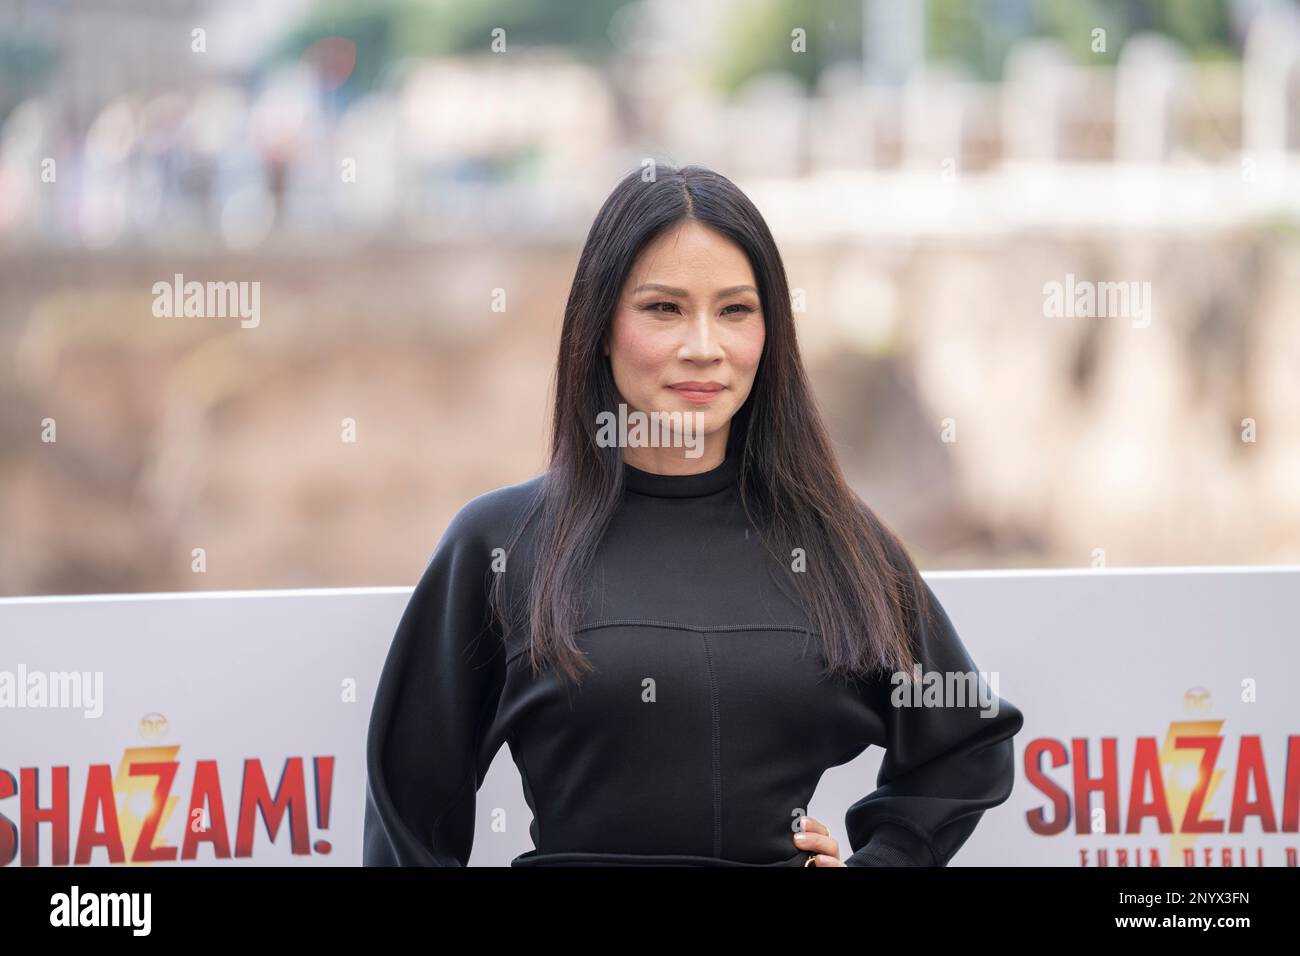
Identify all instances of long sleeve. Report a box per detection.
[843,578,1023,866]
[362,500,508,866]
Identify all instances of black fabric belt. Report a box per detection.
[510,849,818,867]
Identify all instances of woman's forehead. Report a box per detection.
[623,225,756,290]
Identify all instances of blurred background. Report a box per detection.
[1,0,1298,595]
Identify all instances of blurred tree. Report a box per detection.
[928,0,1034,80]
[712,0,864,94]
[268,0,643,137]
[0,34,57,114]
[266,0,1244,149]
[1032,0,1236,65]
[710,0,1240,92]
[271,0,636,93]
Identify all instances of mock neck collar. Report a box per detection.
[623,454,739,498]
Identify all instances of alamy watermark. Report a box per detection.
[890,664,1002,718]
[50,885,150,935]
[0,665,103,718]
[152,273,260,328]
[596,403,705,458]
[1043,273,1151,328]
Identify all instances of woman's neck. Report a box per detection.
[621,427,728,475]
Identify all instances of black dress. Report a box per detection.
[363,453,1024,866]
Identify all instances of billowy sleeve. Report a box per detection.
[362,502,507,866]
[843,578,1023,866]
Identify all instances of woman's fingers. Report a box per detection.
[794,815,841,861]
[800,815,830,836]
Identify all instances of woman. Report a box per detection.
[363,162,1024,867]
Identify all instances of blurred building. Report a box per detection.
[1,0,1298,594]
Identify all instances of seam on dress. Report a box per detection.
[700,631,723,858]
[503,621,820,666]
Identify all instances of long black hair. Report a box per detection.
[489,161,931,685]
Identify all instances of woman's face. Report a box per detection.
[605,220,766,467]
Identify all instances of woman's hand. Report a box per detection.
[794,815,845,866]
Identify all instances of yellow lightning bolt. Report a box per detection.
[1161,721,1225,867]
[113,746,181,866]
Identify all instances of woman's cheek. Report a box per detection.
[629,331,679,381]
[729,325,765,377]
[618,320,669,364]
[612,327,672,407]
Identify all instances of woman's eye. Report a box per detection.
[643,301,755,316]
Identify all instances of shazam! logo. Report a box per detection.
[0,722,337,866]
[1024,699,1300,866]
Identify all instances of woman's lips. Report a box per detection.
[667,382,724,404]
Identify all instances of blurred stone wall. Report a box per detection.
[2,230,1297,596]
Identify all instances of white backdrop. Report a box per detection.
[1,566,1296,867]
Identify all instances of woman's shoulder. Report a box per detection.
[439,471,547,547]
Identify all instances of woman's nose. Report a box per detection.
[679,315,723,361]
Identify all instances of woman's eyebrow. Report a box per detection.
[715,284,759,298]
[630,283,759,299]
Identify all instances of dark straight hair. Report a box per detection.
[490,161,931,686]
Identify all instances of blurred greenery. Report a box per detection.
[711,0,865,94]
[709,0,1241,90]
[1032,0,1237,66]
[0,35,58,108]
[270,0,1244,98]
[272,0,636,94]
